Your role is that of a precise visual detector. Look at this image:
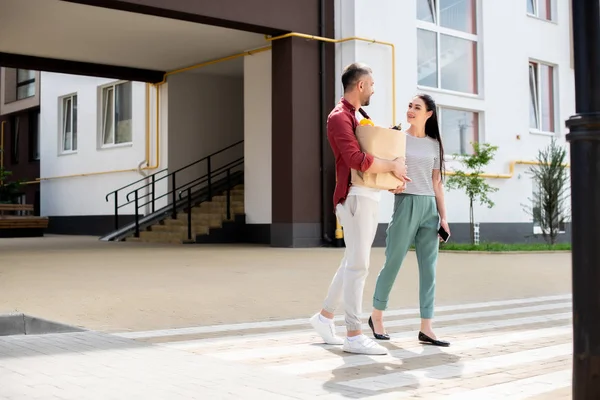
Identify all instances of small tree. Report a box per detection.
[523,140,570,246]
[0,167,23,204]
[446,142,500,245]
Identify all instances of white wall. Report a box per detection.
[336,0,575,225]
[244,50,272,224]
[167,72,244,192]
[40,72,168,216]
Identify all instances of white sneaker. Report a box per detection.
[343,334,388,355]
[309,313,344,345]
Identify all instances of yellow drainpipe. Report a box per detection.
[444,160,570,179]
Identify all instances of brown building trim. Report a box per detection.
[60,0,320,36]
[0,53,165,83]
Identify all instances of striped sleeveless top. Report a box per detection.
[403,134,440,196]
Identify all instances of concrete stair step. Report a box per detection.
[164,215,223,228]
[211,195,244,203]
[198,200,244,209]
[150,224,216,233]
[139,226,209,240]
[191,206,244,216]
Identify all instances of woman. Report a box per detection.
[368,94,451,347]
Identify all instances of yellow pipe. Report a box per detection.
[157,46,272,85]
[265,33,397,125]
[444,160,570,179]
[145,83,150,166]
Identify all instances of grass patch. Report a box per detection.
[437,242,571,252]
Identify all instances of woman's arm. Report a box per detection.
[433,169,450,233]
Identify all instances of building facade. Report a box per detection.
[1,0,574,246]
[0,67,41,214]
[335,0,574,244]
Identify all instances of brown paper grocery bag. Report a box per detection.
[350,125,407,190]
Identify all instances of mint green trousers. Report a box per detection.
[373,194,440,319]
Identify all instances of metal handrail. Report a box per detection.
[105,140,244,234]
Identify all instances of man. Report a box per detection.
[310,63,409,355]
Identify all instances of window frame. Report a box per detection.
[16,69,36,101]
[98,80,133,149]
[437,105,482,157]
[59,93,78,155]
[416,0,481,97]
[527,0,554,22]
[528,60,557,136]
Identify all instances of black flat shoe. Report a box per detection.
[368,317,390,340]
[418,331,450,347]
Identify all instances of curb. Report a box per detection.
[0,313,86,336]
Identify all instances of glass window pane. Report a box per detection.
[527,0,536,15]
[440,108,479,155]
[103,87,115,145]
[63,99,71,151]
[440,0,476,34]
[115,82,132,144]
[65,99,72,133]
[17,83,35,100]
[73,96,78,151]
[529,64,539,129]
[538,0,551,20]
[17,69,35,83]
[417,0,436,23]
[440,34,478,94]
[418,29,438,88]
[540,64,555,132]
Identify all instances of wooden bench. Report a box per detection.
[0,204,34,216]
[0,204,48,237]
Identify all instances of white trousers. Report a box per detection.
[322,195,379,331]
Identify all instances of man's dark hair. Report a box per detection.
[341,63,372,93]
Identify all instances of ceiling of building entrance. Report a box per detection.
[0,0,268,75]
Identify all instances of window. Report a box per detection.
[529,61,555,133]
[29,110,40,161]
[60,94,77,153]
[417,0,479,94]
[101,81,132,146]
[16,69,35,100]
[438,107,480,155]
[528,0,552,21]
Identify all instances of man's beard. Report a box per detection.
[361,97,371,106]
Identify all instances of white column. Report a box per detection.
[243,50,272,224]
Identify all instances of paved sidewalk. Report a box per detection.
[1,294,573,399]
[0,236,571,332]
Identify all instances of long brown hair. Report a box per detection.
[417,94,445,180]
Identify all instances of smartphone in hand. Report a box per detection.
[438,226,450,242]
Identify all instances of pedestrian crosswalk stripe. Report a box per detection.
[266,325,570,375]
[338,343,571,391]
[131,294,572,400]
[440,369,571,400]
[161,305,570,351]
[115,293,571,339]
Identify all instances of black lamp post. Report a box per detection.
[565,0,600,398]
